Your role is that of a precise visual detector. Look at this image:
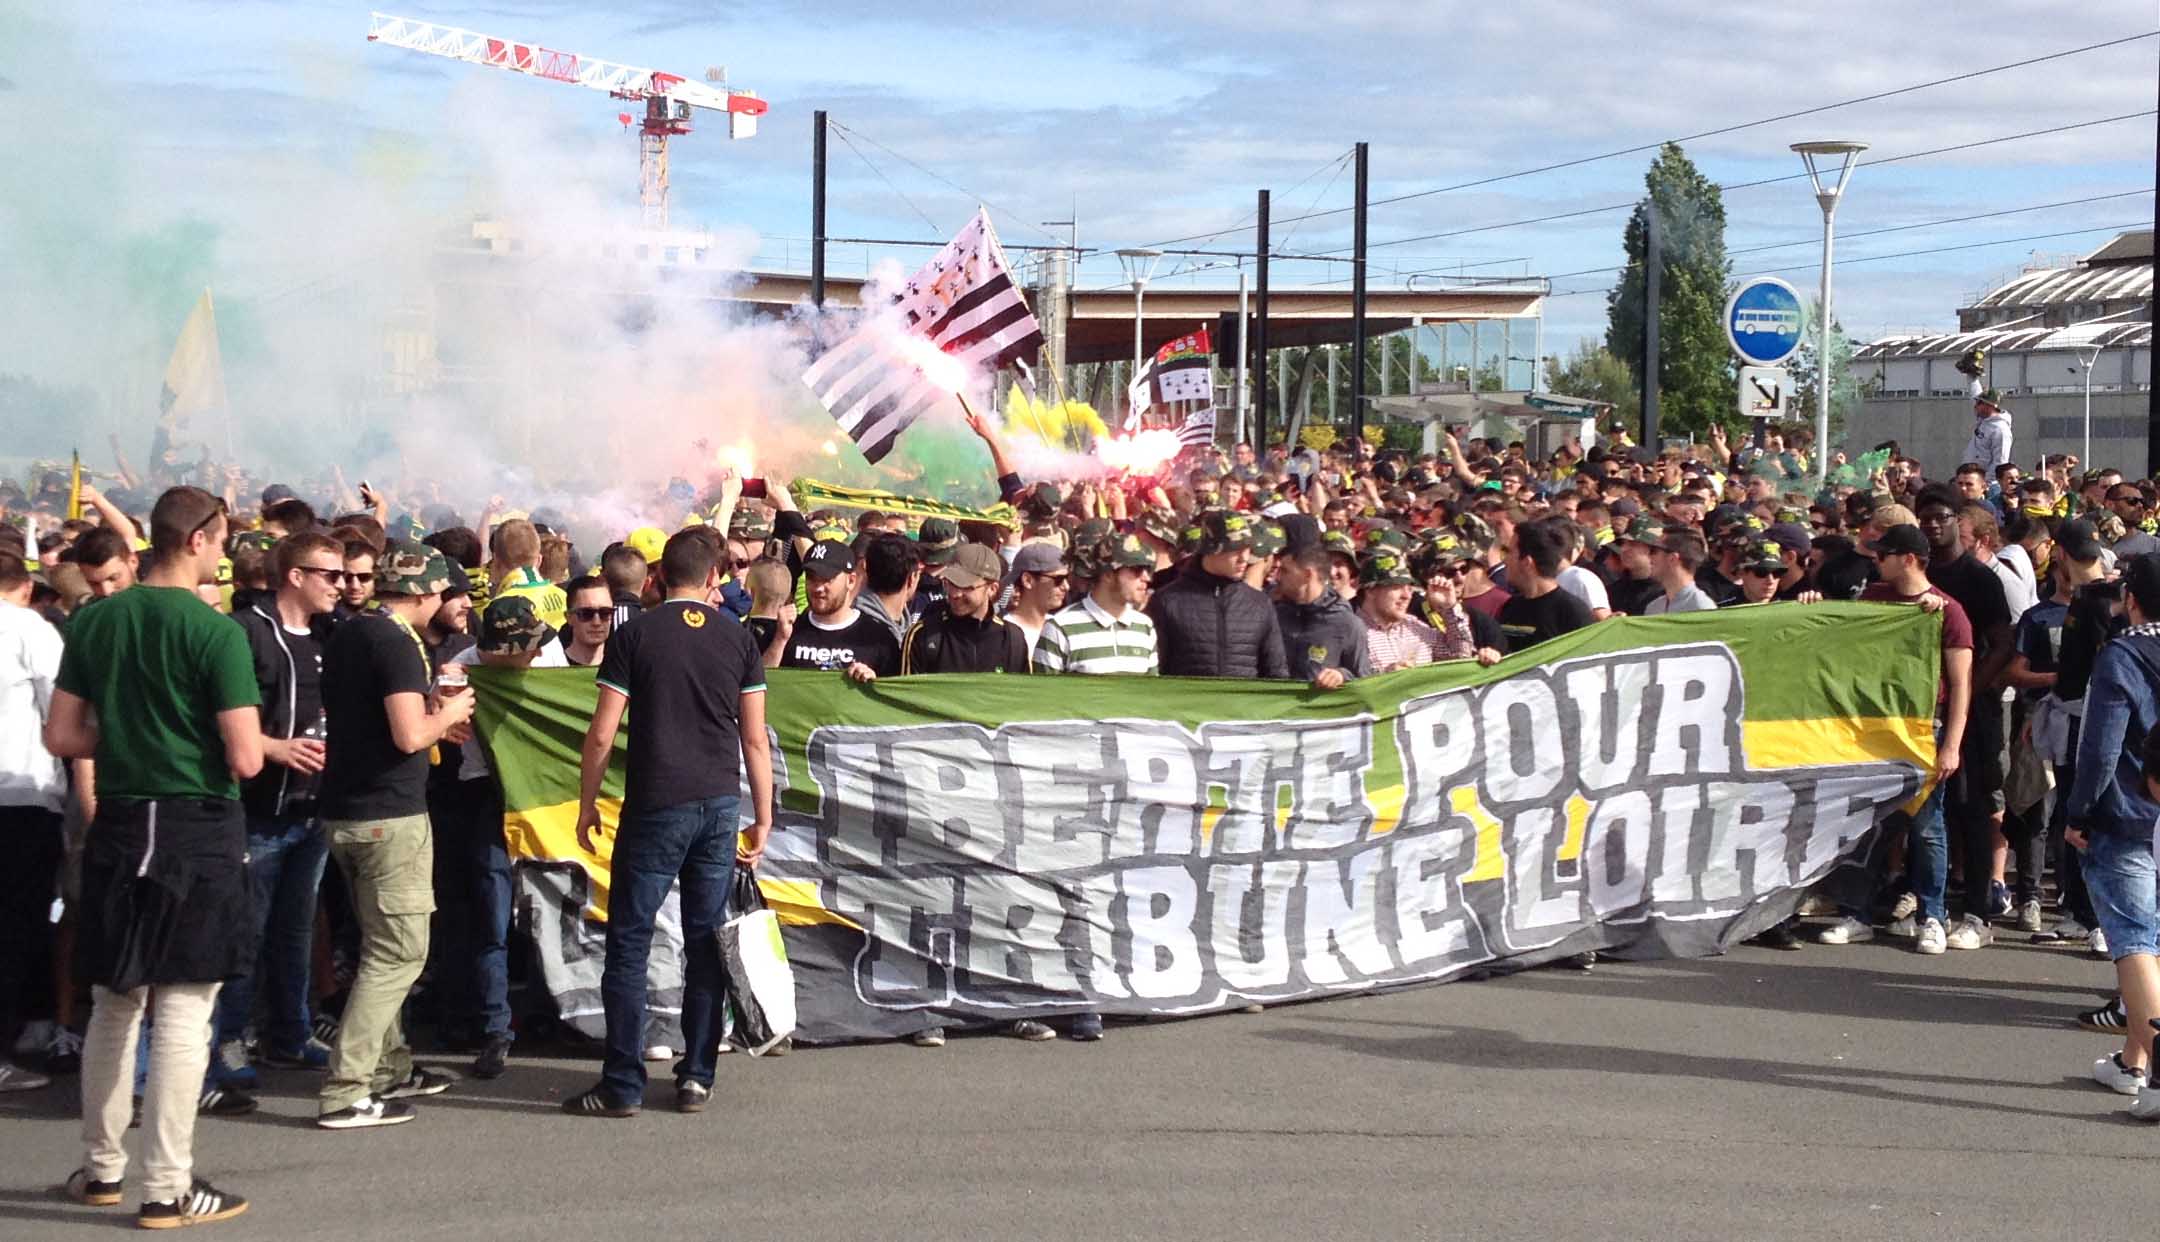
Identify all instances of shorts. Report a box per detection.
[2083,829,2159,961]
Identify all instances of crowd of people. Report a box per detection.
[3,391,2159,1227]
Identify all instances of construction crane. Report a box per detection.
[366,11,767,231]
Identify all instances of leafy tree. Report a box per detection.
[1606,143,1733,438]
[1543,339,1640,434]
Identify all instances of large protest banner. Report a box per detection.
[472,602,1938,1044]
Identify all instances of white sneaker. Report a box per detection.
[1888,892,1920,922]
[642,1044,674,1062]
[1815,916,1874,945]
[2015,900,2045,933]
[2091,927,2110,957]
[0,1063,51,1093]
[1915,918,1948,955]
[13,1019,54,1059]
[1945,914,1993,951]
[1885,915,1919,939]
[2132,1083,2160,1122]
[2094,1052,2149,1097]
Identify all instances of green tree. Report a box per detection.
[1606,143,1733,438]
[1543,339,1640,435]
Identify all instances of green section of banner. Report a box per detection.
[474,600,1940,822]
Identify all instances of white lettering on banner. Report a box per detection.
[792,642,1922,1016]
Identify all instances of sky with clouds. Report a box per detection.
[8,0,2158,380]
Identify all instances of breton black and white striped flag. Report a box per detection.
[1177,407,1217,449]
[802,209,1044,464]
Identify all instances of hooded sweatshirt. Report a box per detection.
[2067,623,2160,841]
[1274,587,1370,681]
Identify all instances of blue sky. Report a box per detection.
[8,1,2158,386]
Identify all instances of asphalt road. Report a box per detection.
[3,932,2155,1241]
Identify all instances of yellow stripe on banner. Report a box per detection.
[1559,793,1590,864]
[1451,785,1506,883]
[503,800,859,930]
[1367,782,1406,836]
[504,800,621,919]
[756,878,863,931]
[1741,716,1935,772]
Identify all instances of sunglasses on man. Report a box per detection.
[569,607,614,623]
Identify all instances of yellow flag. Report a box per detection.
[160,289,227,424]
[66,450,83,521]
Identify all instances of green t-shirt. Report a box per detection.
[54,586,260,801]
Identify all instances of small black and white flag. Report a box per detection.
[1123,325,1213,429]
[802,209,1044,464]
[1177,407,1216,449]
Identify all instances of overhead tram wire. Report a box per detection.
[1286,211,2154,319]
[1268,150,1355,257]
[826,119,1065,246]
[1081,145,1360,269]
[829,125,945,237]
[1307,110,2160,270]
[1540,221,2153,299]
[1125,30,2159,252]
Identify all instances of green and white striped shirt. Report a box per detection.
[1032,595,1158,676]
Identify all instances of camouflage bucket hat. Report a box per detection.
[1097,532,1155,571]
[1617,514,1666,545]
[376,539,451,596]
[1359,550,1418,588]
[728,505,774,541]
[1361,524,1409,553]
[1741,539,1786,575]
[1249,521,1287,557]
[1413,532,1469,571]
[1320,530,1359,559]
[1073,517,1115,549]
[1199,510,1257,554]
[1136,508,1182,548]
[479,594,557,655]
[1451,512,1494,548]
[915,516,961,565]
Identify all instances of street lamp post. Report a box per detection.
[2076,343,2102,465]
[1116,248,1164,422]
[1791,140,1867,485]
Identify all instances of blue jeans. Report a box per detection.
[435,779,513,1042]
[1905,780,1950,924]
[207,813,328,1084]
[598,796,737,1104]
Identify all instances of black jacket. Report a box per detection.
[901,605,1031,674]
[1275,588,1370,680]
[233,603,327,817]
[1147,566,1290,679]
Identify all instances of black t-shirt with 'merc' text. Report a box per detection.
[779,610,903,676]
[596,599,766,814]
[1496,585,1593,652]
[320,612,434,820]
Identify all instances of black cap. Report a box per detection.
[2056,517,2103,562]
[802,540,857,579]
[2124,552,2160,615]
[1866,524,1930,558]
[260,483,297,505]
[1277,513,1323,555]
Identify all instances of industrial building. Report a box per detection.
[1848,230,2153,472]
